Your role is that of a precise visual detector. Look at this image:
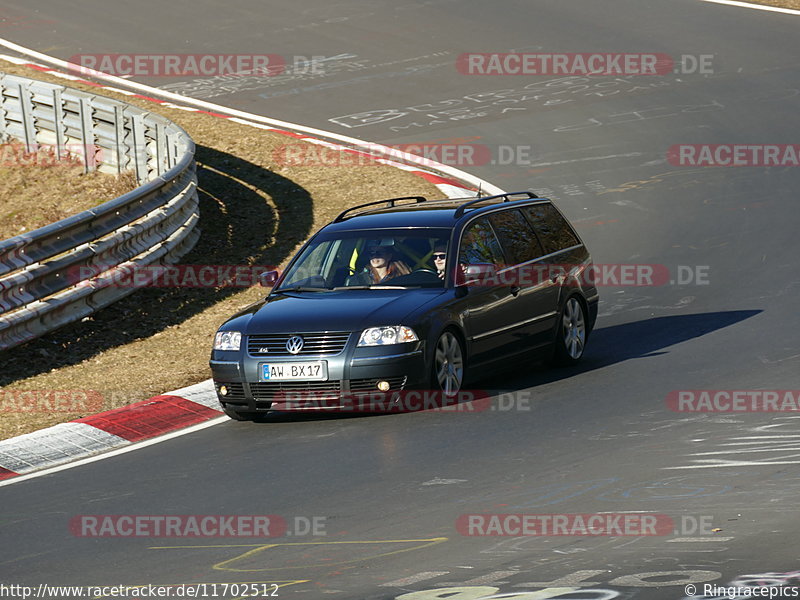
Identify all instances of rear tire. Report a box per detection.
[551,296,587,366]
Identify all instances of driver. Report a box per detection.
[365,245,411,283]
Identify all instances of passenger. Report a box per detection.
[433,244,468,282]
[366,246,411,283]
[432,245,448,280]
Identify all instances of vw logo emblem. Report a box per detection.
[286,335,304,355]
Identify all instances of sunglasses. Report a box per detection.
[368,250,390,257]
[433,253,447,259]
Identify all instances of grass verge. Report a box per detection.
[743,0,800,8]
[0,142,137,240]
[0,59,445,440]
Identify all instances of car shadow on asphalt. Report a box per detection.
[483,309,762,390]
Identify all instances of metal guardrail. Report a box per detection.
[0,72,199,351]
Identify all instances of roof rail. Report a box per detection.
[454,191,539,219]
[333,196,428,222]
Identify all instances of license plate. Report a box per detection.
[260,362,327,381]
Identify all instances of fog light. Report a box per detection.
[377,380,391,392]
[219,385,229,396]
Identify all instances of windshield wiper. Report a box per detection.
[332,285,410,290]
[273,286,329,294]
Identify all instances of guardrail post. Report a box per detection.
[0,76,8,143]
[156,122,168,174]
[130,111,148,182]
[78,96,97,172]
[52,87,66,161]
[167,132,181,170]
[18,81,37,152]
[113,103,126,174]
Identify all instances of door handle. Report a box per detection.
[510,286,521,297]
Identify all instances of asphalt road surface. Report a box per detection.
[1,0,799,598]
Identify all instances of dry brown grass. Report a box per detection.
[0,59,445,440]
[746,0,800,8]
[0,142,137,240]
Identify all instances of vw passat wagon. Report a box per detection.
[210,192,598,420]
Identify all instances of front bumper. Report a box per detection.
[210,344,427,412]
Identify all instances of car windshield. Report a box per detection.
[275,229,452,291]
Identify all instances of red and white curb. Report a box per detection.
[0,381,222,482]
[0,43,505,483]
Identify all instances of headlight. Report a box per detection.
[358,326,418,347]
[214,331,241,351]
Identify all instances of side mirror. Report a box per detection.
[259,270,279,287]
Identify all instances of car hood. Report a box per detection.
[224,289,447,333]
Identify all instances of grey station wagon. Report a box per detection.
[210,191,598,420]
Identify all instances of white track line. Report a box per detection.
[380,572,450,587]
[667,537,734,542]
[700,0,800,15]
[0,417,226,488]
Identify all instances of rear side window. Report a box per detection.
[459,218,505,266]
[523,204,581,254]
[488,209,544,265]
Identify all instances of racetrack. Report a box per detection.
[1,0,799,598]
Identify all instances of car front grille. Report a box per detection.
[247,332,351,357]
[249,380,342,401]
[217,377,410,410]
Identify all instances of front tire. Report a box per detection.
[551,296,587,366]
[431,330,466,397]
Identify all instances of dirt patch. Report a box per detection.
[0,59,446,440]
